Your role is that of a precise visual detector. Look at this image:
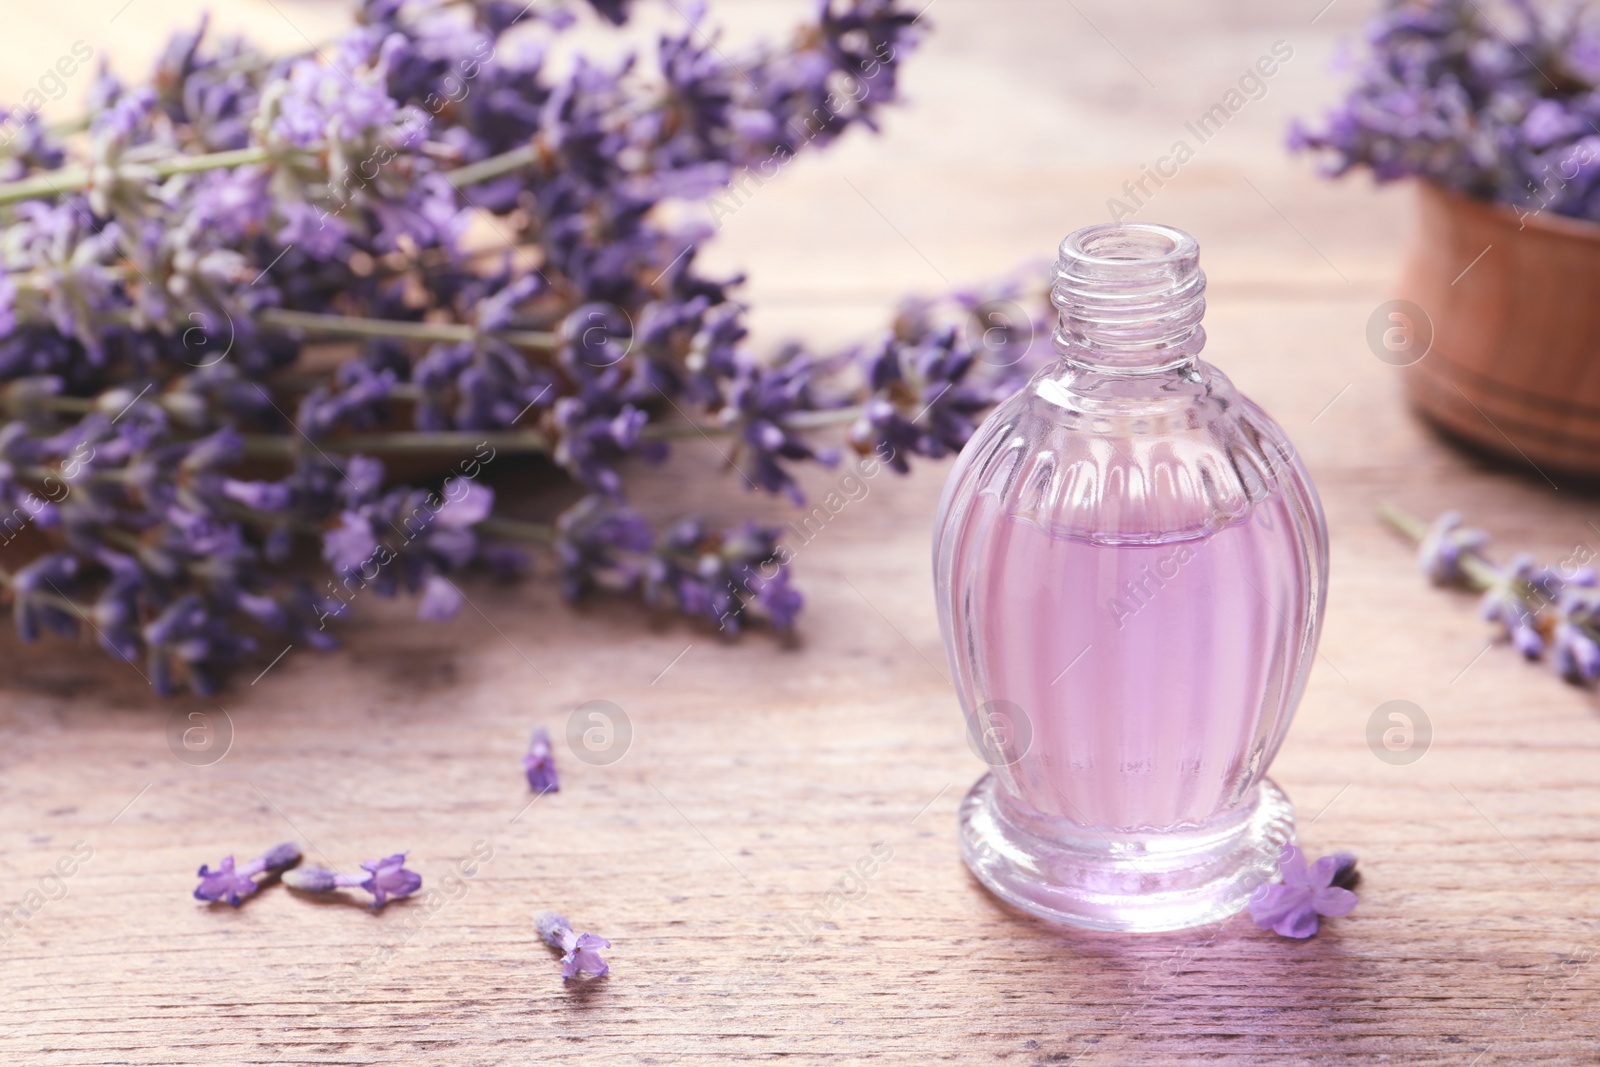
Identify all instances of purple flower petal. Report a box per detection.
[523,726,560,793]
[537,910,610,979]
[1249,845,1358,939]
[564,933,612,978]
[1312,885,1359,918]
[358,853,422,908]
[417,573,465,621]
[194,842,300,906]
[194,855,258,907]
[436,481,494,529]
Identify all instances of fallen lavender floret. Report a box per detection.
[283,852,421,908]
[1248,845,1359,939]
[1383,505,1600,687]
[194,841,301,906]
[523,726,559,794]
[536,911,611,979]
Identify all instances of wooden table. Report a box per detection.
[3,1,1598,1063]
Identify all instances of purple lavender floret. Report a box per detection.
[644,518,800,632]
[1416,510,1489,586]
[194,856,258,906]
[535,910,611,979]
[848,311,1023,473]
[194,841,301,906]
[1481,554,1552,660]
[283,852,421,907]
[721,347,842,503]
[360,853,423,907]
[1553,588,1600,683]
[523,725,560,794]
[554,495,655,600]
[1248,845,1358,939]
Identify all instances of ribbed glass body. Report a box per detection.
[933,223,1328,931]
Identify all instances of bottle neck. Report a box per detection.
[1051,223,1206,374]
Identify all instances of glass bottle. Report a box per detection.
[932,223,1328,932]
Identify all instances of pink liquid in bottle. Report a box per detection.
[934,223,1327,932]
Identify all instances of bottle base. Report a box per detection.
[958,773,1295,933]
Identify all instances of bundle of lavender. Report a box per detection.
[0,0,1041,695]
[1290,0,1600,222]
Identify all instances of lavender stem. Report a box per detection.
[0,146,280,205]
[0,138,553,209]
[444,144,540,188]
[257,309,558,351]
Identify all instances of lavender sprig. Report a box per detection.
[194,841,301,906]
[1381,504,1600,684]
[535,910,611,979]
[283,852,422,908]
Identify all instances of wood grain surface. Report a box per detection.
[1,2,1598,1064]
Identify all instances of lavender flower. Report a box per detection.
[1416,510,1489,586]
[535,910,611,979]
[1292,0,1600,223]
[720,347,841,503]
[282,852,421,907]
[1480,554,1550,659]
[1385,505,1600,690]
[360,853,424,907]
[0,0,1039,697]
[644,518,800,632]
[524,726,560,794]
[1248,845,1359,939]
[1553,588,1600,683]
[194,841,301,906]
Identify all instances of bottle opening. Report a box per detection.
[1067,224,1187,265]
[1052,223,1207,370]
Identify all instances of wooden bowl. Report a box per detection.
[1398,180,1600,479]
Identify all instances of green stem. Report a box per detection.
[761,406,864,432]
[257,309,558,351]
[1377,503,1428,543]
[474,517,555,543]
[0,136,543,208]
[0,146,279,206]
[240,430,551,459]
[0,564,88,617]
[446,144,539,188]
[236,406,865,458]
